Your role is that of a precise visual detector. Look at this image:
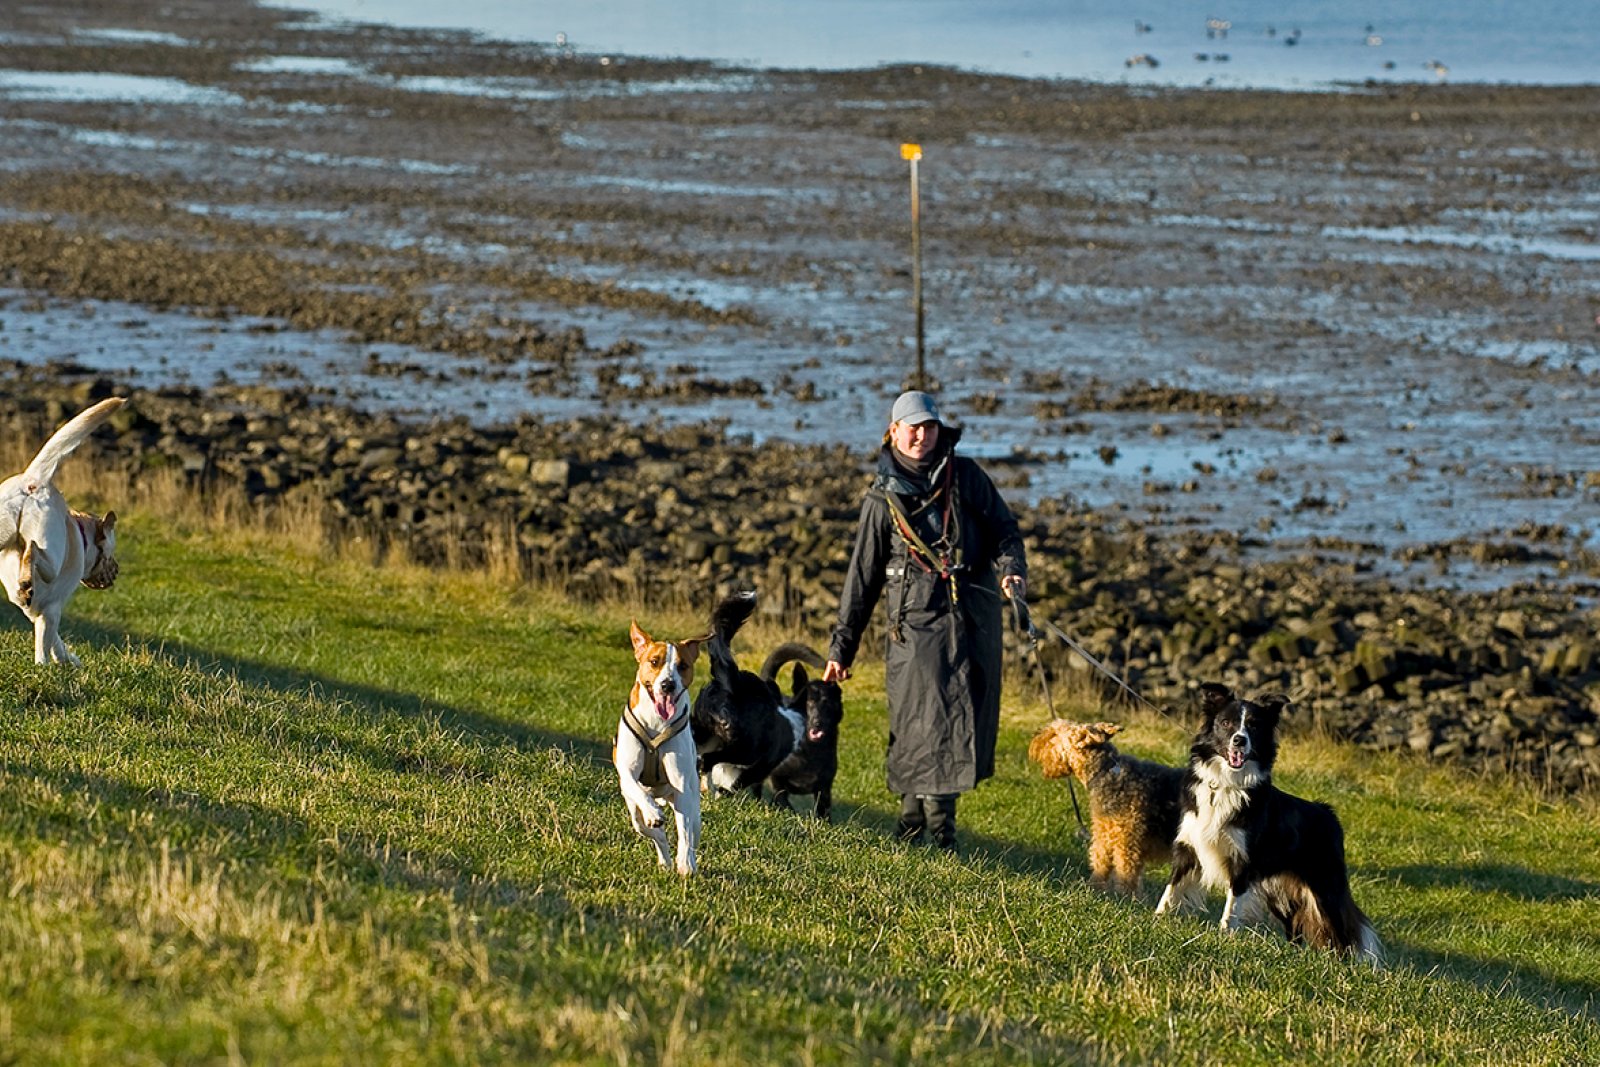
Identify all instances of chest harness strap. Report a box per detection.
[881,461,962,645]
[621,701,690,789]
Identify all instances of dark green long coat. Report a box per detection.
[828,435,1027,796]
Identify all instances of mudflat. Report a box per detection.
[2,0,1598,787]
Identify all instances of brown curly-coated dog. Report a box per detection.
[1028,720,1186,896]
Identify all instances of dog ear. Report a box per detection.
[1084,722,1119,746]
[1199,683,1233,712]
[1256,693,1290,722]
[677,638,703,665]
[628,621,650,660]
[1027,722,1070,777]
[792,661,810,692]
[101,510,117,532]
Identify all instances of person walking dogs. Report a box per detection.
[823,391,1028,851]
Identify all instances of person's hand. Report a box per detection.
[822,660,851,683]
[1001,574,1027,601]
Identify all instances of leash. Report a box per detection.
[1008,594,1087,833]
[1008,594,1054,717]
[1031,610,1169,718]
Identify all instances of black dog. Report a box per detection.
[759,642,844,820]
[692,590,799,796]
[1155,683,1382,963]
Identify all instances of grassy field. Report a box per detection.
[1,502,1597,1064]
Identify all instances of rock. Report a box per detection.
[1354,639,1399,687]
[1494,609,1528,638]
[1331,663,1366,695]
[1248,629,1306,667]
[529,459,572,486]
[358,446,404,472]
[637,460,686,482]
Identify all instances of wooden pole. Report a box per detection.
[901,142,925,389]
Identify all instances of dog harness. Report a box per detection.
[621,700,690,789]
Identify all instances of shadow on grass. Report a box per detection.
[712,782,1096,888]
[1388,862,1599,903]
[15,617,1097,887]
[1396,941,1600,1021]
[42,617,613,766]
[13,618,1094,896]
[1383,862,1600,1016]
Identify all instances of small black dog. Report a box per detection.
[692,590,799,796]
[1155,683,1382,963]
[760,642,844,820]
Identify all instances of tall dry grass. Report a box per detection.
[1,428,532,581]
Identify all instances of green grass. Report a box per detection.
[1,513,1597,1064]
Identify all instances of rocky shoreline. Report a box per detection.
[6,366,1596,792]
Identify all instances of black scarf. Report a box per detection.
[886,436,952,495]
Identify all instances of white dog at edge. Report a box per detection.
[615,619,706,876]
[0,397,124,665]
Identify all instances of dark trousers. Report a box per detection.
[897,793,958,850]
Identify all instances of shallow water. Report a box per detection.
[0,71,246,107]
[273,0,1600,89]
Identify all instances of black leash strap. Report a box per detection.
[1008,595,1054,717]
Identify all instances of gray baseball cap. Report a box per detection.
[890,390,942,426]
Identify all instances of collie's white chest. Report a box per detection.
[1177,767,1256,889]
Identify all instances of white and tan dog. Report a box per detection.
[615,619,707,876]
[0,397,124,665]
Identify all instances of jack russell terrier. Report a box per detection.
[615,618,708,876]
[0,397,124,665]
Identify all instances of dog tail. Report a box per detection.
[1291,877,1384,967]
[759,641,825,684]
[1341,897,1384,968]
[22,397,126,489]
[708,589,757,683]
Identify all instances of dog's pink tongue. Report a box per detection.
[1228,750,1246,769]
[654,692,676,720]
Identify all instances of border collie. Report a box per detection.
[1155,683,1382,964]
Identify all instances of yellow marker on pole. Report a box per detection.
[902,143,925,389]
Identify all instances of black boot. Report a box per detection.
[923,794,958,852]
[895,794,925,843]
